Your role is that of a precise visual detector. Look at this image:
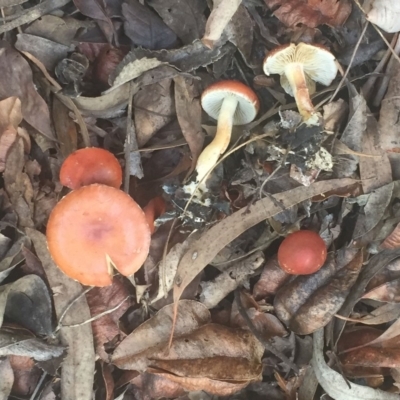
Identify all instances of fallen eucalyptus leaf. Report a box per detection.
[173,178,358,318]
[200,251,265,309]
[274,250,363,335]
[111,40,235,88]
[0,358,13,400]
[27,229,95,400]
[148,0,207,44]
[0,42,54,141]
[112,300,211,370]
[173,75,203,173]
[202,0,242,48]
[312,328,399,399]
[334,248,400,341]
[122,0,178,50]
[0,275,52,335]
[0,330,64,361]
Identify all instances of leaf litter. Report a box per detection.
[2,0,400,399]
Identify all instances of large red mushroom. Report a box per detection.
[46,184,151,286]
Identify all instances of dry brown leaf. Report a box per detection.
[379,57,400,179]
[199,252,265,309]
[112,300,211,370]
[3,138,34,228]
[202,0,242,48]
[339,327,400,370]
[144,324,263,396]
[9,356,41,397]
[173,76,203,174]
[27,229,95,400]
[274,250,362,334]
[141,373,186,399]
[86,277,133,361]
[363,278,400,303]
[52,97,77,159]
[148,0,207,44]
[122,0,179,50]
[0,97,23,172]
[0,43,54,142]
[224,4,254,64]
[147,369,249,396]
[253,256,291,300]
[0,358,13,399]
[264,0,352,28]
[134,78,175,147]
[381,222,400,250]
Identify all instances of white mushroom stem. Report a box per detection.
[195,95,238,184]
[284,63,319,125]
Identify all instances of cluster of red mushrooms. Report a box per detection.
[46,147,165,286]
[46,42,334,286]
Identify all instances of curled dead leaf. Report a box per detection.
[202,0,242,48]
[264,0,352,28]
[381,222,400,250]
[112,301,211,371]
[274,250,362,334]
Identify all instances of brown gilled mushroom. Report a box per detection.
[263,43,338,125]
[195,80,259,187]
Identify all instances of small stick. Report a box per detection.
[329,21,369,103]
[59,296,131,329]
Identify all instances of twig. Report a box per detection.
[124,82,143,192]
[362,33,398,99]
[161,218,179,298]
[373,33,400,107]
[0,0,71,34]
[234,289,299,373]
[54,287,93,333]
[21,50,90,147]
[29,371,47,400]
[352,0,400,65]
[59,296,131,329]
[329,21,369,102]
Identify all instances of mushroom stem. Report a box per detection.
[195,95,238,183]
[284,63,318,124]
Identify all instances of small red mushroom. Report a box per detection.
[277,230,327,275]
[46,184,151,286]
[60,147,122,190]
[142,196,166,234]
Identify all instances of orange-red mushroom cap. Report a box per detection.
[60,147,122,190]
[201,80,260,125]
[46,184,151,286]
[277,230,327,275]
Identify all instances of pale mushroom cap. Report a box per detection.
[263,43,338,88]
[201,80,260,125]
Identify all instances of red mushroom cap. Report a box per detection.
[60,147,122,190]
[143,196,166,234]
[46,184,151,286]
[201,80,260,124]
[277,230,327,275]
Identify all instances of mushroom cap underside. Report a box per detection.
[263,43,338,87]
[201,80,260,125]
